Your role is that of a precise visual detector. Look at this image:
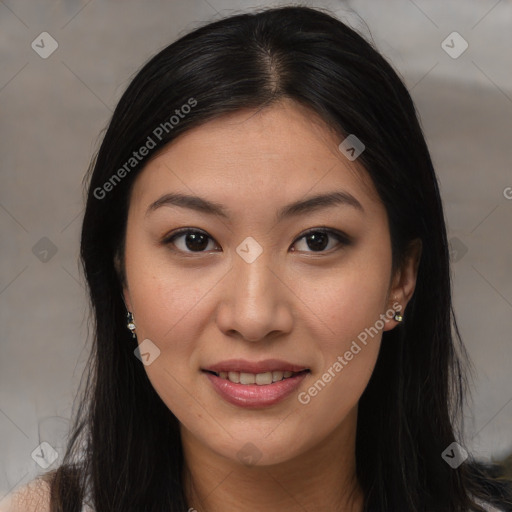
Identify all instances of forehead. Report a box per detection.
[130,99,382,215]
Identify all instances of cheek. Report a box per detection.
[291,234,391,411]
[294,241,392,354]
[123,234,213,395]
[293,265,389,435]
[124,230,207,337]
[298,272,385,396]
[128,268,210,370]
[125,254,210,419]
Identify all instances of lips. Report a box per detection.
[201,358,311,408]
[204,369,310,408]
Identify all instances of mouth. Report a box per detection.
[202,365,311,408]
[202,368,310,385]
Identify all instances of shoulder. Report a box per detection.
[472,498,508,512]
[0,479,94,512]
[0,479,51,512]
[467,459,512,511]
[472,494,510,512]
[0,476,94,512]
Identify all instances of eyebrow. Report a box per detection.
[145,190,364,221]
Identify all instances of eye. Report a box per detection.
[162,228,219,254]
[162,227,351,255]
[290,228,350,253]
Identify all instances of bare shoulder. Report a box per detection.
[0,479,51,512]
[472,495,508,512]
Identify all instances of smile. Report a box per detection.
[204,369,309,385]
[202,369,310,408]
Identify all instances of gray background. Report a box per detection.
[1,0,511,500]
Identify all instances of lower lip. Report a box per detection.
[203,370,309,408]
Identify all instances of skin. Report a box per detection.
[121,98,422,512]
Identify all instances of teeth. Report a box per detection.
[214,370,301,385]
[240,372,256,385]
[228,371,239,383]
[272,371,284,382]
[255,372,272,385]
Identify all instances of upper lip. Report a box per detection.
[202,359,309,374]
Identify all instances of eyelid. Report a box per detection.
[161,227,352,254]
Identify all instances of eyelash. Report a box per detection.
[161,227,351,255]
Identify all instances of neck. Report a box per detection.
[181,407,364,512]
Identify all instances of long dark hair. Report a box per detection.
[39,6,512,511]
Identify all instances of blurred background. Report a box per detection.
[1,0,511,499]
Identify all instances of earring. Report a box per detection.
[393,310,403,322]
[126,311,136,338]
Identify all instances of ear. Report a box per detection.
[383,238,422,331]
[114,250,132,311]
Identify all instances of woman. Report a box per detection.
[4,5,511,512]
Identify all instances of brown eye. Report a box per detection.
[291,229,350,253]
[163,229,218,253]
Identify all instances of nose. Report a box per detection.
[215,249,294,342]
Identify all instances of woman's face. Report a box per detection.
[121,99,416,466]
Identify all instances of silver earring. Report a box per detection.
[127,311,136,338]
